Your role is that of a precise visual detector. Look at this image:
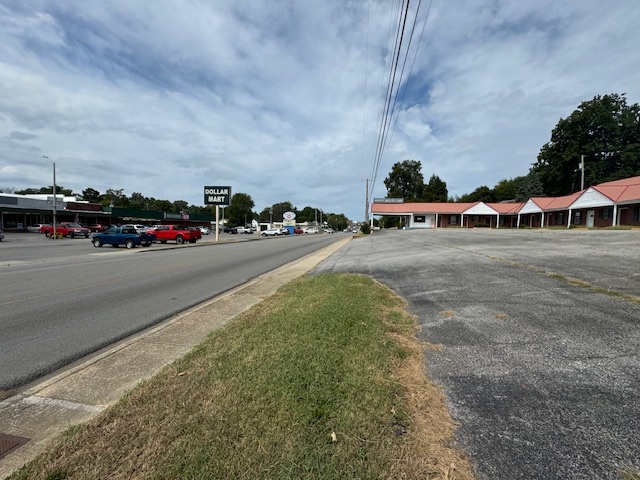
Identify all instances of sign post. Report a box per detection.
[204,186,231,242]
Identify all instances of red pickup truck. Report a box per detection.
[40,222,91,238]
[148,225,197,244]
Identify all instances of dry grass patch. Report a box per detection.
[10,274,474,480]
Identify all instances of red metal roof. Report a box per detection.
[592,176,640,203]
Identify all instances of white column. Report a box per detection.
[612,205,618,226]
[567,208,572,228]
[541,213,545,228]
[517,214,521,228]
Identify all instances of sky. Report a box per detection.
[1,1,639,221]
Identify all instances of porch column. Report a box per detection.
[435,213,439,229]
[496,214,500,229]
[613,205,618,226]
[567,208,572,228]
[541,213,545,228]
[517,214,521,228]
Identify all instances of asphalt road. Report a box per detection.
[0,232,346,393]
[314,228,640,480]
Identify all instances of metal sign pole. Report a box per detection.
[215,205,219,242]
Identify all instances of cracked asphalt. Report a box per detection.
[313,228,640,480]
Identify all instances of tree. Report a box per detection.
[103,188,128,207]
[327,214,348,231]
[515,171,544,202]
[384,160,425,201]
[492,177,524,202]
[16,186,74,195]
[173,200,189,213]
[421,174,448,202]
[270,202,295,223]
[297,206,317,223]
[227,193,255,227]
[81,188,102,203]
[458,186,495,203]
[532,93,640,196]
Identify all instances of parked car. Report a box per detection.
[279,228,290,235]
[294,228,304,234]
[122,224,150,233]
[199,226,210,235]
[224,226,237,234]
[27,223,51,233]
[187,226,203,241]
[304,228,319,234]
[236,226,253,234]
[323,228,335,234]
[40,222,91,238]
[88,224,108,232]
[147,224,197,244]
[261,228,282,236]
[91,226,155,248]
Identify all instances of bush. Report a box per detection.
[360,223,371,234]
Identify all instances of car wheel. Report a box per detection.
[69,232,74,238]
[142,242,151,247]
[125,239,135,249]
[176,235,184,245]
[93,238,103,248]
[45,231,51,238]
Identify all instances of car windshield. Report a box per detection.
[67,223,83,228]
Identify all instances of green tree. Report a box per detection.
[16,186,74,195]
[297,206,317,223]
[173,200,189,213]
[532,93,640,196]
[515,171,544,202]
[103,188,128,207]
[384,160,425,201]
[227,193,255,227]
[82,188,101,203]
[421,174,448,202]
[327,214,348,231]
[458,186,495,203]
[270,202,295,223]
[492,177,525,202]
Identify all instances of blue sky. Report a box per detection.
[1,0,639,220]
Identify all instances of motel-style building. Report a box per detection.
[372,176,640,229]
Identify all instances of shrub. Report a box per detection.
[360,223,371,234]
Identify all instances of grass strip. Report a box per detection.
[10,273,474,480]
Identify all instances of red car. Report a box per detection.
[40,222,91,238]
[294,228,304,234]
[88,224,108,232]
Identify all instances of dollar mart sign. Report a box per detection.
[204,186,232,205]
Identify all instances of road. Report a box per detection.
[0,232,346,393]
[314,228,640,480]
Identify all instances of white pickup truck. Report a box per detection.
[236,226,253,234]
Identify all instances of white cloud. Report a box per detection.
[1,0,639,218]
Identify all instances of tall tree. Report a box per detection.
[515,171,544,201]
[492,177,524,202]
[421,174,448,202]
[458,186,495,203]
[384,160,425,201]
[532,93,640,196]
[82,188,101,203]
[227,193,255,227]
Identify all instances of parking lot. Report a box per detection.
[314,228,640,479]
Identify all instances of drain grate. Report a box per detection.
[0,433,30,460]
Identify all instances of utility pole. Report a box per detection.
[43,156,57,238]
[580,155,585,191]
[365,178,369,223]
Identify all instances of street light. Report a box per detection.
[43,155,57,238]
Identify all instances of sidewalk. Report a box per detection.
[0,237,351,479]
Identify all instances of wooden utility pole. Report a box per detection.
[365,178,369,222]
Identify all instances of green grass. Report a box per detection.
[10,274,473,480]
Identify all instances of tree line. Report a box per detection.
[385,93,640,205]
